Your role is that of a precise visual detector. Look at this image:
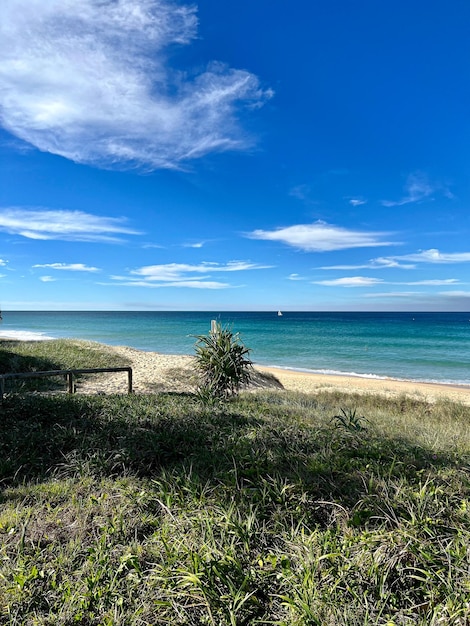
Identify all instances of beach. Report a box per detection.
[76,344,470,405]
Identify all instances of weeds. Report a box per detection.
[331,407,369,432]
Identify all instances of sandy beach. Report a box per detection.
[74,344,470,405]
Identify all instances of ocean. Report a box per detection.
[1,310,469,386]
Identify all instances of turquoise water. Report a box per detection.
[1,311,470,386]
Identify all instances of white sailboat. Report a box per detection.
[277,310,283,317]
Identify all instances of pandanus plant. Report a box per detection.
[194,321,253,401]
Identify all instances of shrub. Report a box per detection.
[194,322,253,401]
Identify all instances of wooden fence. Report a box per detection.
[0,366,133,401]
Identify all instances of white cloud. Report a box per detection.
[0,0,272,170]
[404,279,460,286]
[130,261,271,281]
[182,242,205,248]
[348,197,367,206]
[142,243,165,249]
[0,207,140,242]
[33,263,100,272]
[440,291,470,297]
[39,276,56,282]
[314,276,460,288]
[109,260,271,289]
[0,259,7,266]
[364,291,421,299]
[288,273,305,281]
[313,276,384,287]
[106,279,230,289]
[381,172,444,207]
[248,221,395,252]
[323,249,470,271]
[392,249,470,264]
[320,257,415,270]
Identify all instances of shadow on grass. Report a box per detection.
[0,391,464,523]
[0,341,64,374]
[0,342,68,394]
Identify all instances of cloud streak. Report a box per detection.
[392,249,470,264]
[319,257,415,270]
[33,263,100,272]
[109,260,272,289]
[0,208,140,242]
[248,221,395,252]
[0,0,272,170]
[313,277,384,287]
[314,277,460,288]
[320,249,470,270]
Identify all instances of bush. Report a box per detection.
[194,321,253,401]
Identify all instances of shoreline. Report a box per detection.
[255,364,470,405]
[253,361,470,390]
[2,336,469,404]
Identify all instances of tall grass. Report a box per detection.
[0,340,469,624]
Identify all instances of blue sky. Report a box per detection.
[1,0,470,311]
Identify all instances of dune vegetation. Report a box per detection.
[0,340,469,625]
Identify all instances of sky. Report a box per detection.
[1,0,470,312]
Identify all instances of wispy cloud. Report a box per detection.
[441,291,470,298]
[110,279,230,290]
[247,221,395,252]
[364,291,421,299]
[313,277,384,287]
[321,249,470,270]
[182,242,205,249]
[39,276,56,282]
[391,249,470,264]
[347,197,367,206]
[381,172,450,207]
[109,260,272,289]
[33,263,100,272]
[288,273,305,281]
[131,261,272,280]
[0,0,272,170]
[0,208,140,242]
[0,259,7,266]
[320,257,415,270]
[404,279,460,286]
[314,277,460,288]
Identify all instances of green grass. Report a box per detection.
[0,341,469,624]
[0,339,130,394]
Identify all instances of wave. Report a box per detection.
[0,330,56,341]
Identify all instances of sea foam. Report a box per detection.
[0,330,55,341]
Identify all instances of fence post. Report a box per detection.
[67,372,74,394]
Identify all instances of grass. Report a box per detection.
[0,340,469,624]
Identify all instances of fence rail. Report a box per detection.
[0,366,133,401]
